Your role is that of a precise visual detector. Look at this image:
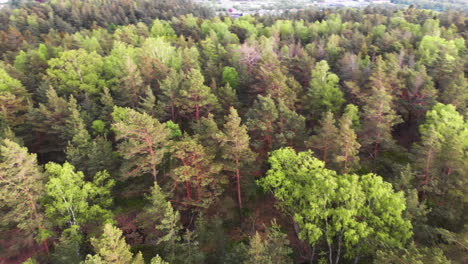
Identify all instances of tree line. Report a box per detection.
[0,0,466,263]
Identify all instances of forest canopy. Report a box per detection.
[0,0,466,263]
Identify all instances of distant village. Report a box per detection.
[194,0,393,16]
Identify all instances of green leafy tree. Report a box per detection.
[259,148,412,263]
[306,60,344,117]
[412,103,467,230]
[112,107,171,181]
[46,49,106,96]
[44,162,114,229]
[222,66,239,90]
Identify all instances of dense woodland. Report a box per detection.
[392,0,468,12]
[0,0,466,263]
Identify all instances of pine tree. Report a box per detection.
[246,95,278,155]
[360,57,402,162]
[0,139,49,253]
[307,111,339,164]
[156,201,182,263]
[0,67,29,130]
[214,82,240,114]
[29,87,71,158]
[275,100,307,149]
[219,107,256,213]
[66,97,117,177]
[178,69,218,121]
[171,135,224,208]
[138,86,158,118]
[412,103,467,230]
[244,220,292,264]
[191,113,221,157]
[158,69,182,121]
[84,224,143,264]
[112,107,171,181]
[334,106,361,173]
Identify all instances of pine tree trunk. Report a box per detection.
[186,180,192,201]
[235,158,242,216]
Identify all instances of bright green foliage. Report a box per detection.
[0,67,29,129]
[222,66,239,90]
[178,69,218,121]
[84,223,143,264]
[343,104,360,130]
[0,66,24,92]
[244,220,292,264]
[219,107,256,211]
[150,19,176,38]
[412,103,467,229]
[418,36,464,67]
[165,120,182,138]
[22,258,37,264]
[91,120,108,136]
[46,49,106,95]
[259,148,411,262]
[112,107,171,181]
[306,60,344,117]
[0,139,47,245]
[44,162,114,228]
[171,135,224,208]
